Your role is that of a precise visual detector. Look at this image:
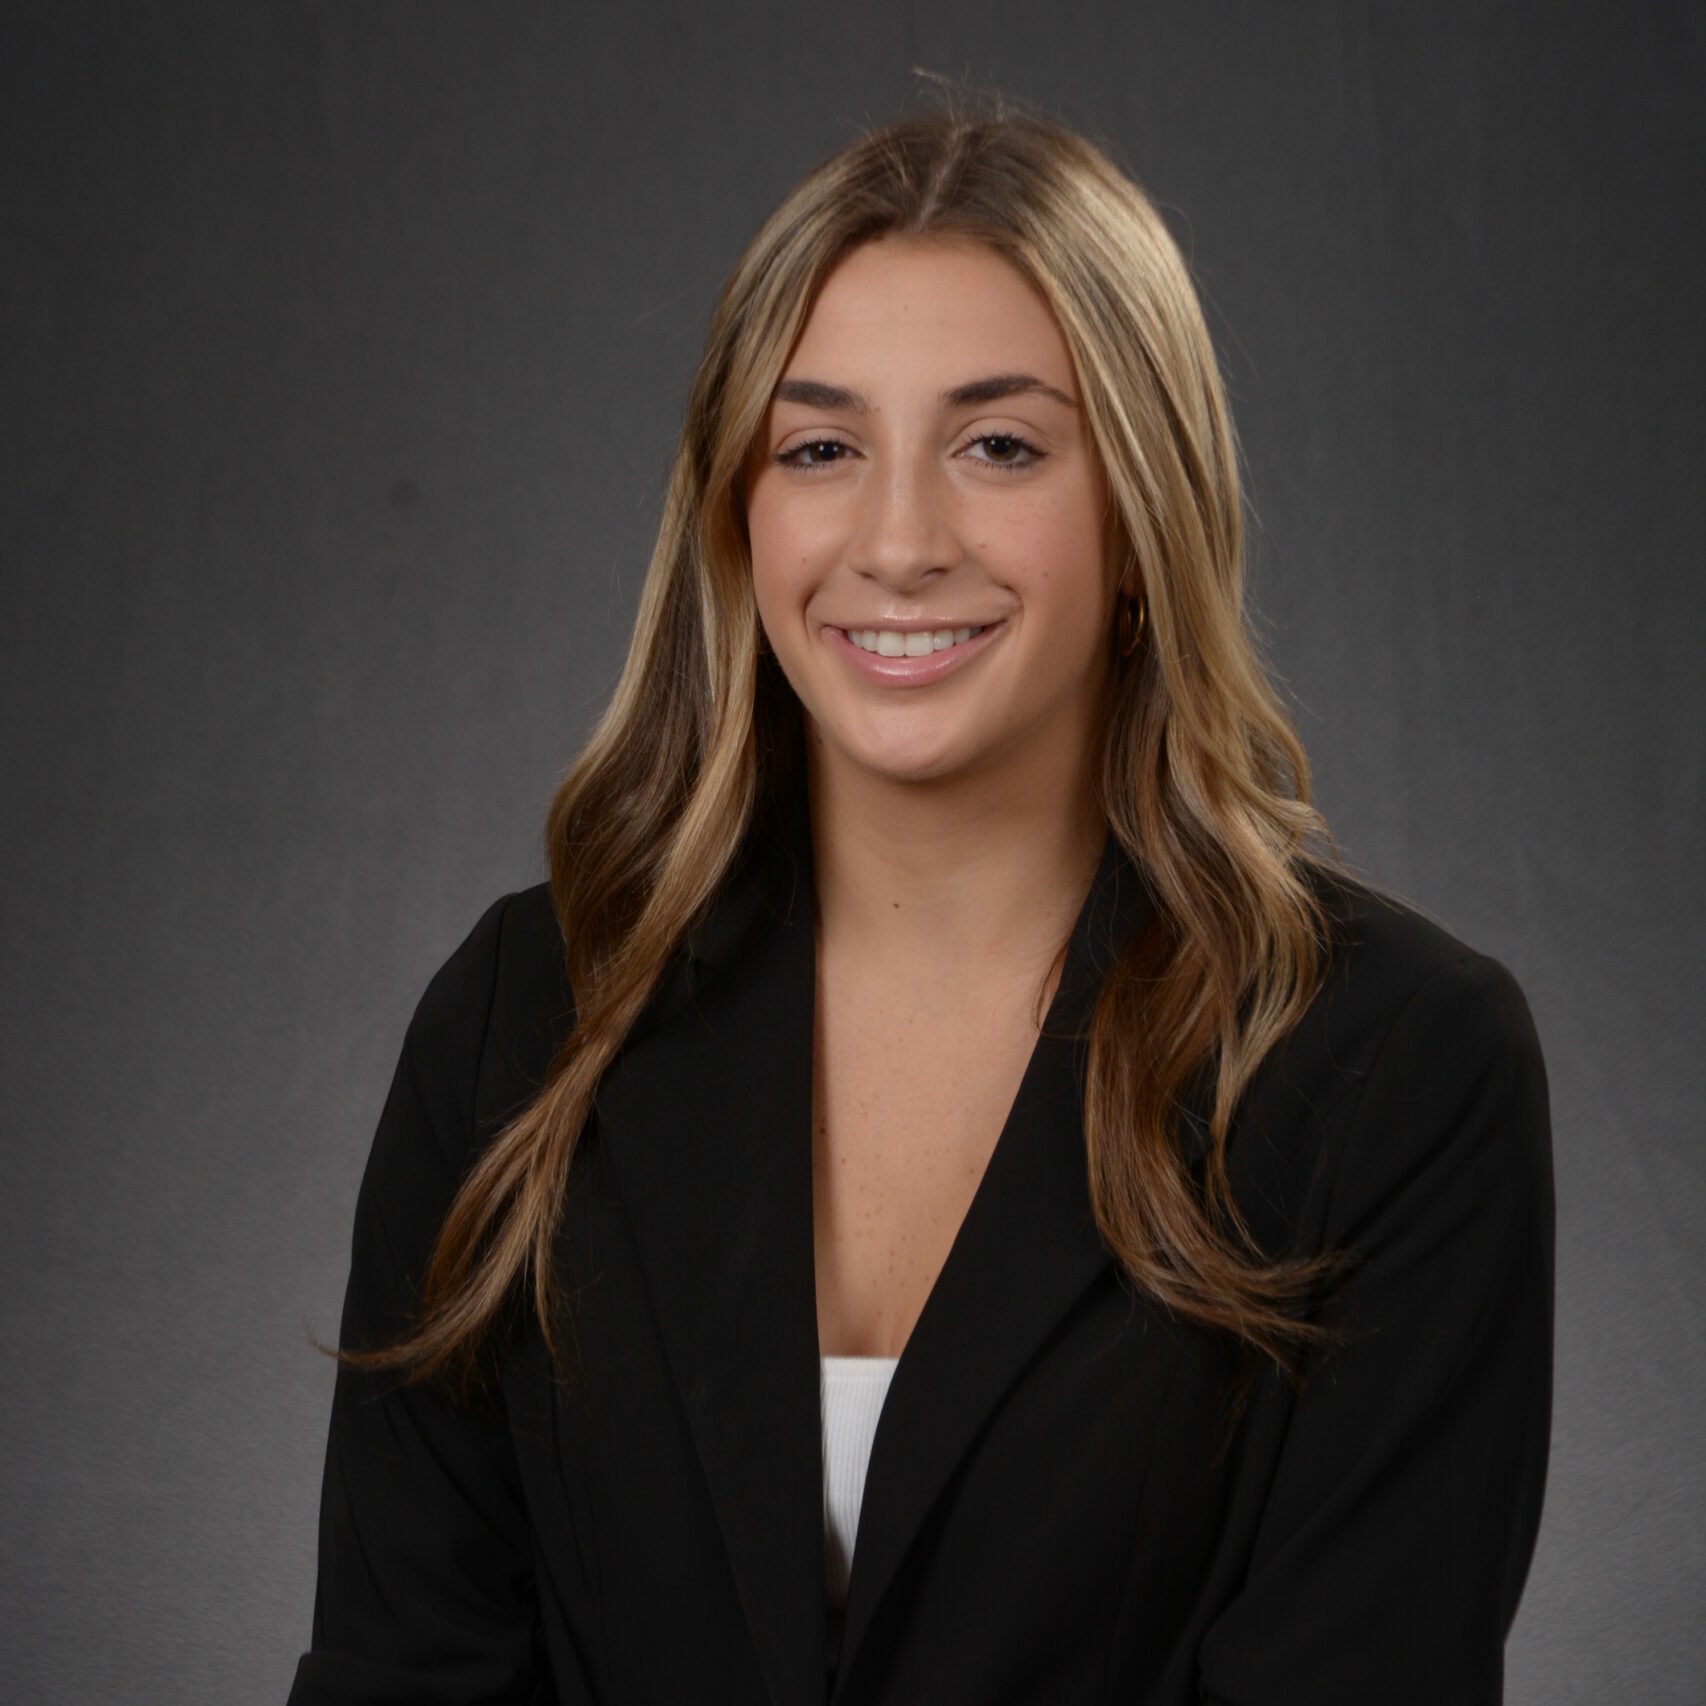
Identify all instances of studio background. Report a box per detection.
[3,4,1700,1701]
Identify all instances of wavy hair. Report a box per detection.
[344,88,1348,1397]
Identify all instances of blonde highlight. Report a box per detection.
[341,84,1351,1398]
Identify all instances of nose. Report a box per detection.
[844,448,963,595]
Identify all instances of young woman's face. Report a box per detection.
[742,234,1123,788]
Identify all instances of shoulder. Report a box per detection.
[1290,861,1545,1094]
[342,883,574,1325]
[372,882,573,1192]
[408,881,564,1034]
[1263,862,1553,1250]
[1213,862,1552,1264]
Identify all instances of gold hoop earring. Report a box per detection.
[1118,596,1146,656]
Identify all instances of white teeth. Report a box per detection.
[847,625,985,655]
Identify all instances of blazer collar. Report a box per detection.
[594,776,1170,1703]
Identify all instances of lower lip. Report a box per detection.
[824,622,1004,685]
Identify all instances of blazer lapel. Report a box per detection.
[830,824,1164,1692]
[593,782,828,1706]
[594,779,1170,1704]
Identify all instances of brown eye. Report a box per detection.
[963,433,1043,472]
[776,439,854,471]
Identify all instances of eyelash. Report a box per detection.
[773,433,1045,476]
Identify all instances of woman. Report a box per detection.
[289,102,1554,1705]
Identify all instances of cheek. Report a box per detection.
[750,546,814,638]
[745,508,789,622]
[1008,504,1113,648]
[746,492,816,616]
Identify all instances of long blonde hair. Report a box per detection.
[348,91,1347,1395]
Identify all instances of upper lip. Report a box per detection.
[829,617,1002,632]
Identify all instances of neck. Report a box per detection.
[803,720,1107,1000]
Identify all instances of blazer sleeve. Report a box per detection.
[288,893,557,1706]
[1196,951,1556,1706]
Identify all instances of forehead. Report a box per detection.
[782,235,1075,383]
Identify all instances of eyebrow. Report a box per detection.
[771,372,1081,414]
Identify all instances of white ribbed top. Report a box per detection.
[820,1354,899,1610]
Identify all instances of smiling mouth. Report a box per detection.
[838,624,989,657]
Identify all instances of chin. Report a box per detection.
[827,723,991,788]
[857,754,964,787]
[801,684,1023,787]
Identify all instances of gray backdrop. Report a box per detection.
[4,4,1700,1701]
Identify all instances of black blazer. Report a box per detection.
[288,784,1554,1706]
